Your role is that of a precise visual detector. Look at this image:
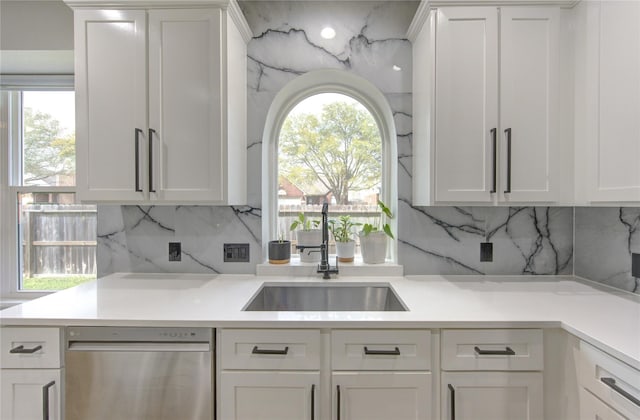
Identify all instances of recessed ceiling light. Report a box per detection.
[321,26,336,40]
[392,65,402,72]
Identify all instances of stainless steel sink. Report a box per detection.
[243,283,407,311]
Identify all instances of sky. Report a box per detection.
[289,92,367,116]
[23,91,75,136]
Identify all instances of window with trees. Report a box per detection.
[277,93,383,257]
[1,87,96,297]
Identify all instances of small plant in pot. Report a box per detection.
[290,212,321,263]
[329,215,361,263]
[268,233,291,264]
[359,200,394,264]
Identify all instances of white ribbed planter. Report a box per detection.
[296,230,322,263]
[359,231,387,264]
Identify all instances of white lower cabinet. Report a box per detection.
[577,341,640,420]
[0,327,63,420]
[218,328,434,420]
[441,372,543,420]
[333,372,431,420]
[220,371,319,420]
[441,329,544,420]
[1,369,63,420]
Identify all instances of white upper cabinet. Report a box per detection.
[410,4,562,205]
[70,1,249,204]
[575,0,640,203]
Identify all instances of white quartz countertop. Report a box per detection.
[1,273,639,370]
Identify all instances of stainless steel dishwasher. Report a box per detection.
[65,326,213,420]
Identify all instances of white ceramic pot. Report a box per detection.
[335,240,355,262]
[296,229,322,262]
[359,231,387,264]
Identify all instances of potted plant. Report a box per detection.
[290,212,321,263]
[268,233,291,264]
[329,215,361,262]
[359,200,394,264]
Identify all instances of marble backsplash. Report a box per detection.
[575,207,640,293]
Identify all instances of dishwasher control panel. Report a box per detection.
[66,326,213,344]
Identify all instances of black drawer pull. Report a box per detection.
[474,346,515,356]
[364,346,401,356]
[10,345,42,354]
[448,384,456,420]
[601,377,640,407]
[252,345,289,355]
[43,380,55,420]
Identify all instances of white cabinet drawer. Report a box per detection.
[441,329,543,371]
[331,329,431,371]
[1,328,62,369]
[220,329,321,370]
[578,342,640,419]
[580,388,628,420]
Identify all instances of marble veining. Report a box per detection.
[575,207,640,293]
[399,204,574,276]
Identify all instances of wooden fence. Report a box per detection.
[21,205,97,277]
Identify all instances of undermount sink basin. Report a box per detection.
[243,283,408,311]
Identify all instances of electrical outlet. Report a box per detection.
[169,242,181,262]
[224,243,250,262]
[632,253,640,278]
[480,242,493,262]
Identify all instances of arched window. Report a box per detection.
[262,70,397,263]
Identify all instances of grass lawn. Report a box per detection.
[22,275,96,291]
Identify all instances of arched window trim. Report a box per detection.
[261,69,398,263]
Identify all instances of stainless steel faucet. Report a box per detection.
[295,202,339,279]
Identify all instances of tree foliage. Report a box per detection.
[279,101,381,204]
[23,108,75,185]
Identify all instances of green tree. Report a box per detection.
[279,101,381,204]
[23,108,75,185]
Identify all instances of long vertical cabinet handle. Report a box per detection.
[134,129,143,192]
[504,128,512,194]
[148,128,156,193]
[448,384,456,420]
[311,384,315,420]
[42,380,55,420]
[336,385,341,420]
[490,128,497,193]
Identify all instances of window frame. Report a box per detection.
[0,76,89,299]
[261,69,398,264]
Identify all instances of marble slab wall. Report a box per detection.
[575,207,640,293]
[98,2,578,286]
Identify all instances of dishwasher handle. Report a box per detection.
[67,341,211,352]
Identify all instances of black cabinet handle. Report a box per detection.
[490,128,497,193]
[134,128,143,192]
[337,385,341,420]
[148,128,156,193]
[474,346,515,356]
[42,380,55,420]
[601,377,640,407]
[311,384,315,420]
[10,344,42,354]
[504,128,512,194]
[448,384,455,420]
[363,346,400,356]
[251,345,289,355]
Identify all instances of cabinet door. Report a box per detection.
[74,10,147,201]
[579,388,629,420]
[220,371,319,420]
[442,372,543,420]
[500,7,560,203]
[587,1,640,202]
[434,7,499,203]
[1,369,62,420]
[333,372,432,420]
[148,9,224,202]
